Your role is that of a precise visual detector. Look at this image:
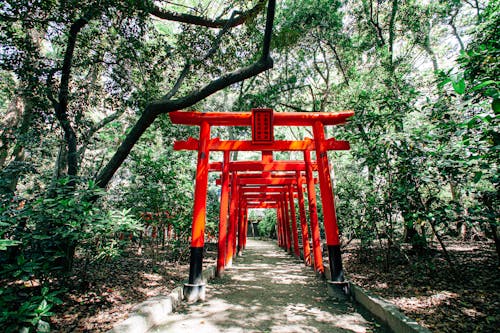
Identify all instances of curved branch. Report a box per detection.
[369,0,385,45]
[146,56,273,114]
[326,41,350,86]
[79,108,126,157]
[388,0,399,65]
[449,9,464,51]
[149,0,266,28]
[54,17,89,179]
[278,102,311,112]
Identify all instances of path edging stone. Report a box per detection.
[108,265,216,333]
[324,264,431,333]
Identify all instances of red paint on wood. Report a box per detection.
[313,121,340,247]
[190,121,211,248]
[174,138,349,152]
[289,185,300,258]
[170,110,354,126]
[305,150,324,274]
[217,151,230,275]
[296,172,312,266]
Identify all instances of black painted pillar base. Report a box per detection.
[327,244,344,282]
[326,244,348,299]
[184,246,205,302]
[183,283,206,302]
[326,280,350,300]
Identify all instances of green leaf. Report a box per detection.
[492,98,500,114]
[473,171,483,183]
[452,79,466,94]
[438,77,451,90]
[472,80,497,91]
[0,239,21,251]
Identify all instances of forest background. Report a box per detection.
[0,0,498,332]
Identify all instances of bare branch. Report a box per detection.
[449,9,465,51]
[164,61,191,100]
[261,0,275,59]
[79,108,126,158]
[147,56,273,114]
[319,42,330,85]
[307,84,317,112]
[278,102,311,112]
[54,17,90,178]
[388,0,399,65]
[369,0,385,45]
[326,41,350,86]
[313,46,328,84]
[164,9,251,100]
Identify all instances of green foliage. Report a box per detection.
[227,0,499,264]
[458,0,500,108]
[0,179,142,331]
[0,285,63,332]
[258,210,277,238]
[114,118,197,242]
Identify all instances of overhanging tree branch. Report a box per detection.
[149,0,266,28]
[95,0,276,188]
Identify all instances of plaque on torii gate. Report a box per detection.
[170,108,353,302]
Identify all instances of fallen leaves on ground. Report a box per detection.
[50,242,217,332]
[343,239,500,333]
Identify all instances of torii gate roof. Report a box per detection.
[170,110,354,126]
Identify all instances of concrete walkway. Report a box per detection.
[149,239,387,333]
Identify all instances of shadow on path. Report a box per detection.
[149,239,387,333]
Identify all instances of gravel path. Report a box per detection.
[149,239,387,333]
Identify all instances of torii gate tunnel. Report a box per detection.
[170,108,354,302]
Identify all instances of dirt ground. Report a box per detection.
[342,239,500,333]
[149,239,385,333]
[49,238,499,332]
[50,242,217,332]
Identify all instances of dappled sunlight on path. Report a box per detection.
[149,239,386,333]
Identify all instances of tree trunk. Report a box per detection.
[490,223,500,265]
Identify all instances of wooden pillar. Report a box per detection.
[312,121,344,283]
[304,150,324,274]
[184,121,210,301]
[296,173,312,266]
[283,193,292,253]
[237,199,244,255]
[279,200,286,249]
[289,184,300,258]
[277,202,284,248]
[243,206,248,249]
[216,151,230,276]
[226,172,238,266]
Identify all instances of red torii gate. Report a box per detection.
[215,170,314,268]
[236,175,304,257]
[170,109,353,301]
[201,149,324,274]
[231,172,310,258]
[237,181,309,260]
